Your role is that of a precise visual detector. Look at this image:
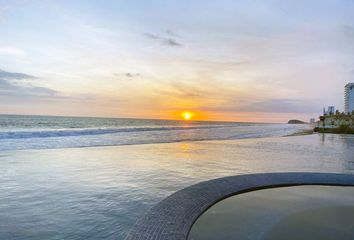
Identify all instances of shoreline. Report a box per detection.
[0,131,317,153]
[283,129,314,137]
[0,125,316,153]
[0,125,312,152]
[314,127,354,134]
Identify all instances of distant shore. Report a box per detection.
[314,126,354,134]
[284,129,314,137]
[285,126,354,136]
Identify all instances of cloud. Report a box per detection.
[202,99,319,113]
[155,81,206,99]
[0,47,26,56]
[125,72,140,78]
[343,25,354,38]
[0,79,14,88]
[0,79,58,98]
[0,69,36,80]
[238,99,319,113]
[166,29,178,37]
[113,72,140,79]
[163,38,183,47]
[143,31,183,47]
[0,6,8,22]
[143,33,160,40]
[0,69,58,98]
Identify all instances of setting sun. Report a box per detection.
[181,111,194,121]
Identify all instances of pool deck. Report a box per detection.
[125,172,354,240]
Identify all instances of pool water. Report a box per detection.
[188,185,354,240]
[1,134,353,239]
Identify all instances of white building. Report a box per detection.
[345,83,354,114]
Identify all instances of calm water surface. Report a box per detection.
[0,116,353,239]
[189,186,354,240]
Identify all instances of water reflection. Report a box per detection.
[0,134,353,239]
[189,186,354,240]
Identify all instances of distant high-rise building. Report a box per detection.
[326,106,335,115]
[345,83,354,113]
[310,118,315,124]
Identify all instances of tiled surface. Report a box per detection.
[125,173,354,240]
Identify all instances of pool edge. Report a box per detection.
[125,172,354,240]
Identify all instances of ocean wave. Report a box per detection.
[0,124,311,151]
[0,125,232,139]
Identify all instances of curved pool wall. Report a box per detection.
[125,172,354,240]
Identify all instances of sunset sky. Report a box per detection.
[0,0,353,122]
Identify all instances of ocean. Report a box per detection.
[0,115,353,239]
[0,114,309,151]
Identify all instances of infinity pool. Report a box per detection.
[189,185,354,240]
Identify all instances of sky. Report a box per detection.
[0,0,353,122]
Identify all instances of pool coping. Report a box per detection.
[125,172,354,240]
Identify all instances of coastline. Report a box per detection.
[0,122,310,151]
[314,126,354,134]
[283,124,314,137]
[284,129,314,137]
